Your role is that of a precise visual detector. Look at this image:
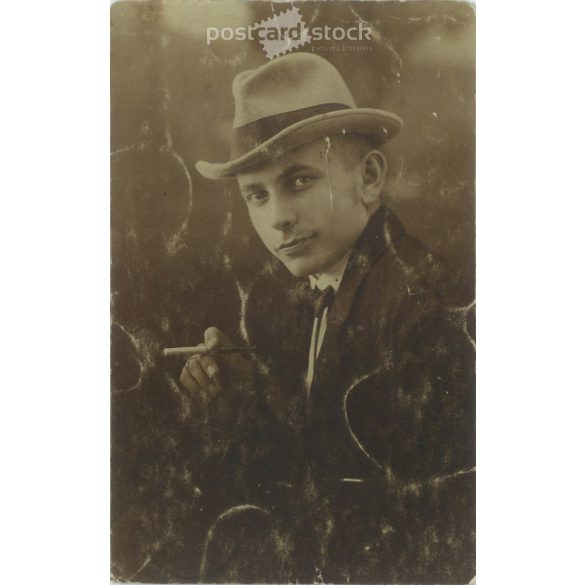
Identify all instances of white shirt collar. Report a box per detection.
[308,252,350,292]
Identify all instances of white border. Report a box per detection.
[2,2,109,584]
[2,1,585,584]
[478,1,585,583]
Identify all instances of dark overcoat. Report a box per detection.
[195,205,476,583]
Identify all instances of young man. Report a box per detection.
[181,53,475,583]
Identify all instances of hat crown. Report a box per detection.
[232,53,356,129]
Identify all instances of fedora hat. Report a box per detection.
[195,53,403,180]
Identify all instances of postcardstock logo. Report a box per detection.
[206,8,372,60]
[252,7,310,60]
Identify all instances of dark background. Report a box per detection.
[110,0,475,581]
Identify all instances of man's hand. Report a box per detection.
[179,327,255,400]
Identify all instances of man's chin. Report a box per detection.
[280,257,321,278]
[279,254,340,278]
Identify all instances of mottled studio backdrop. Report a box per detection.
[111,0,475,581]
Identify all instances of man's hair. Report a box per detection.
[329,134,377,169]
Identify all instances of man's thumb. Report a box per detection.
[204,327,232,351]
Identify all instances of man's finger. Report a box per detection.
[180,365,199,393]
[198,353,220,380]
[185,356,211,389]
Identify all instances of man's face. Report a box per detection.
[236,139,370,277]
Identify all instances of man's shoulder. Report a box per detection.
[358,207,473,308]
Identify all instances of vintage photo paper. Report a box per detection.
[111,1,476,582]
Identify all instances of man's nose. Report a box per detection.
[270,196,298,231]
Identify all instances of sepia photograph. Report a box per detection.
[7,2,585,585]
[111,1,476,582]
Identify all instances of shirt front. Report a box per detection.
[305,252,350,393]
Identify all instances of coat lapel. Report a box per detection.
[316,205,405,371]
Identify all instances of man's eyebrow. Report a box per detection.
[276,164,319,185]
[239,182,265,195]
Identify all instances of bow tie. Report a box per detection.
[292,281,336,316]
[307,285,336,318]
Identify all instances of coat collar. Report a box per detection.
[326,205,404,333]
[304,204,405,370]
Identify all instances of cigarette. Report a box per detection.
[162,346,256,357]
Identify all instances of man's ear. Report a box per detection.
[358,150,387,207]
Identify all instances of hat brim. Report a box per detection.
[195,108,403,180]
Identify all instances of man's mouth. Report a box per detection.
[277,234,316,255]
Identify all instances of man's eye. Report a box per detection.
[245,191,268,205]
[290,176,315,190]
